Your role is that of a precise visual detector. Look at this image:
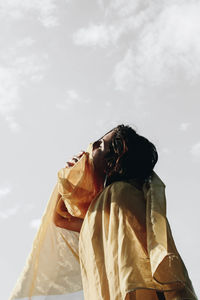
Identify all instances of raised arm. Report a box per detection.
[53,151,86,232]
[53,196,83,233]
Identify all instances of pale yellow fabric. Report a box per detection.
[125,288,193,300]
[57,143,102,219]
[144,173,191,285]
[9,183,82,300]
[9,158,197,300]
[79,175,197,300]
[9,144,101,300]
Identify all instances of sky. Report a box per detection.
[0,0,200,299]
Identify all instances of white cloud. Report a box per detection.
[74,0,200,90]
[29,218,41,230]
[105,101,111,107]
[16,37,35,48]
[0,66,22,132]
[0,187,11,197]
[114,1,200,90]
[0,41,47,131]
[0,206,19,219]
[180,122,190,131]
[112,49,134,91]
[0,55,46,131]
[0,0,59,28]
[67,89,79,100]
[73,23,122,48]
[190,142,200,161]
[13,55,46,82]
[56,89,90,109]
[0,185,17,219]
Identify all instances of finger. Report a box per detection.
[65,151,85,167]
[65,161,75,167]
[73,152,85,160]
[77,151,85,158]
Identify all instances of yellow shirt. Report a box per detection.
[9,171,197,300]
[79,180,197,300]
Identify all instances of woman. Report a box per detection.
[54,125,197,300]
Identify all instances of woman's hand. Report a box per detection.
[53,195,83,233]
[53,150,86,232]
[53,210,83,233]
[65,151,85,168]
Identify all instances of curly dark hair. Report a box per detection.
[104,124,158,186]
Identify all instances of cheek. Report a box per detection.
[92,150,106,173]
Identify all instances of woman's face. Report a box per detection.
[92,130,115,181]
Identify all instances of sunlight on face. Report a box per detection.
[92,130,115,180]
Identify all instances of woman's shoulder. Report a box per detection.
[99,180,145,213]
[109,180,143,192]
[104,180,143,199]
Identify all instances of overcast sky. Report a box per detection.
[1,0,200,299]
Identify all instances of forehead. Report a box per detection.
[102,130,115,143]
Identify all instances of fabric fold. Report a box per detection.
[57,143,102,219]
[9,183,82,300]
[9,143,101,300]
[79,176,197,300]
[143,172,195,289]
[9,167,197,300]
